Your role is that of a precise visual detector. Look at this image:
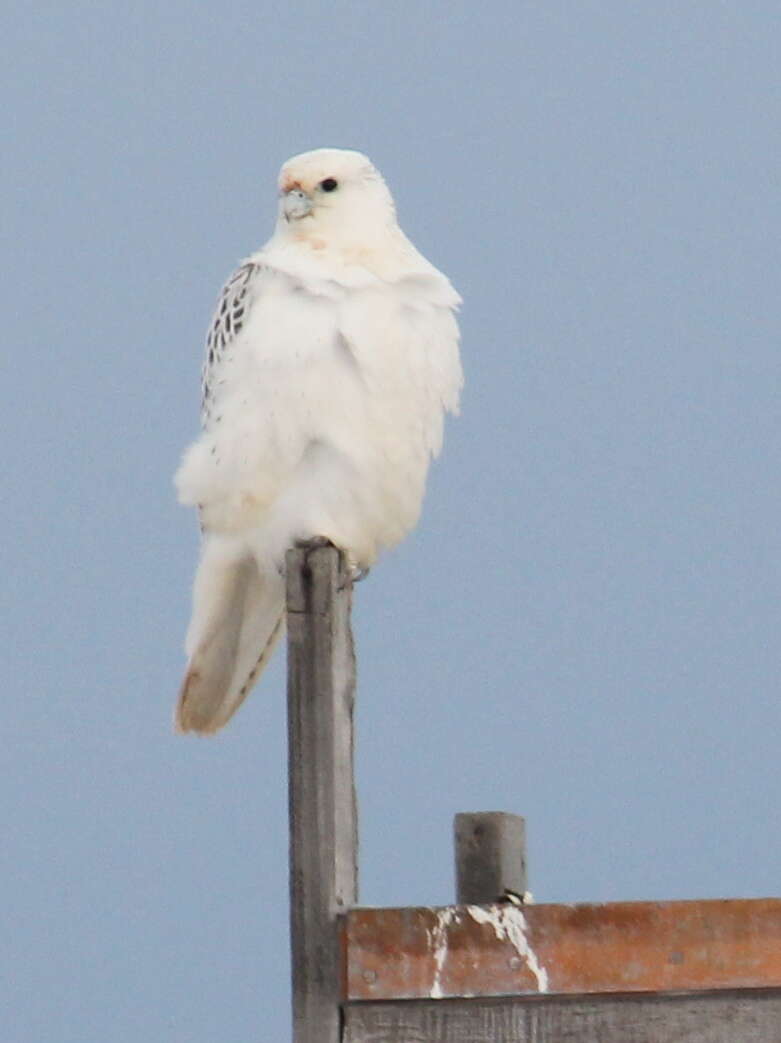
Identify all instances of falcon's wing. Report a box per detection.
[200,261,262,427]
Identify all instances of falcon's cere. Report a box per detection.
[175,148,463,733]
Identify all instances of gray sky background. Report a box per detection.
[4,2,780,1040]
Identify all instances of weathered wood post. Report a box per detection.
[286,542,358,1043]
[454,812,526,904]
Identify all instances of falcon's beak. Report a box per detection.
[283,188,313,221]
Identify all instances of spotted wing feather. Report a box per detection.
[201,261,261,427]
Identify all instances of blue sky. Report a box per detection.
[4,2,781,1040]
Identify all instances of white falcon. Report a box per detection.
[175,148,462,733]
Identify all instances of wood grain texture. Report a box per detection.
[454,812,526,904]
[287,543,358,1043]
[344,990,781,1043]
[345,898,781,1001]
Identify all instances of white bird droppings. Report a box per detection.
[467,904,549,993]
[427,907,460,999]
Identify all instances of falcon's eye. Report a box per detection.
[319,178,338,192]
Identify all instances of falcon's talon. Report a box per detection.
[350,565,370,583]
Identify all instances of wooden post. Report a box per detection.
[454,812,526,904]
[286,542,358,1043]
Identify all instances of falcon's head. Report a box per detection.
[276,148,397,246]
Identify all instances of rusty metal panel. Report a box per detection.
[344,898,781,1001]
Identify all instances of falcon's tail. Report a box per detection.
[175,543,285,734]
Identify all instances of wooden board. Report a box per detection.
[344,990,781,1043]
[345,898,781,1000]
[454,812,526,904]
[287,544,358,1043]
